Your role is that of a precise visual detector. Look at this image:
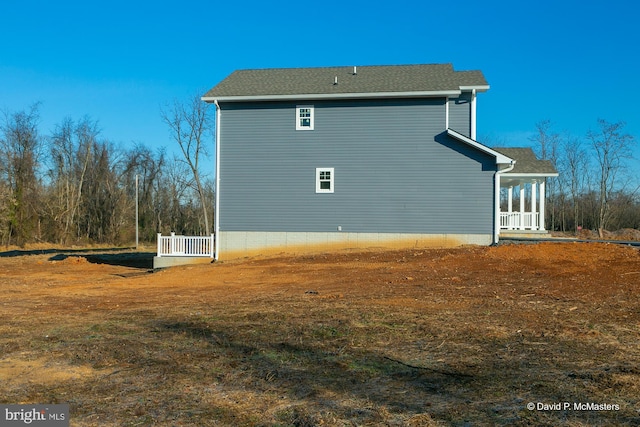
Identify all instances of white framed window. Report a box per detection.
[296,105,314,130]
[315,167,334,193]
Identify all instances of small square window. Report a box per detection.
[296,105,314,130]
[316,168,334,193]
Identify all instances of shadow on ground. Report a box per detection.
[0,247,130,258]
[46,252,156,269]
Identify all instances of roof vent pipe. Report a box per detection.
[353,66,357,75]
[333,76,338,85]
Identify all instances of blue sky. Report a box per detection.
[1,0,639,168]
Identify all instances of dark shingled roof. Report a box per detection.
[204,64,488,99]
[493,147,558,175]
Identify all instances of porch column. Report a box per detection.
[539,180,546,231]
[507,186,513,230]
[531,180,537,230]
[519,182,525,230]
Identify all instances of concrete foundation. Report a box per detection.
[153,256,214,269]
[499,230,550,239]
[217,231,493,260]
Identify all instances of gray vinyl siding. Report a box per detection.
[218,98,496,235]
[448,92,473,137]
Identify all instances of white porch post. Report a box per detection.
[507,186,513,230]
[531,180,537,230]
[494,171,500,243]
[539,180,546,231]
[519,182,525,230]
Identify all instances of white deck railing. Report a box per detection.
[157,233,215,258]
[500,212,540,230]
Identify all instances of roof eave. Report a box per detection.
[202,90,462,103]
[503,172,559,178]
[446,128,514,165]
[459,85,490,92]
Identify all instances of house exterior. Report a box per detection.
[202,64,522,260]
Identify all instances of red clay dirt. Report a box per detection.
[1,241,639,426]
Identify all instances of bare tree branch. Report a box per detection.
[160,93,213,235]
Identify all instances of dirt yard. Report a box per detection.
[1,242,639,426]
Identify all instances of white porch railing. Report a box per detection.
[500,212,540,230]
[157,233,215,258]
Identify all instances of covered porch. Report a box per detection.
[494,148,558,235]
[500,178,548,232]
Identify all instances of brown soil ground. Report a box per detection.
[1,242,639,426]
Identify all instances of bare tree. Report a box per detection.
[587,119,635,237]
[531,120,560,162]
[0,104,43,246]
[530,120,561,230]
[122,144,165,241]
[79,140,127,243]
[47,117,97,243]
[563,136,588,233]
[161,94,213,235]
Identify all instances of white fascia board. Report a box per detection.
[202,90,461,103]
[502,172,559,178]
[446,128,514,165]
[459,85,490,92]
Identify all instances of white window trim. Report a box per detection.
[315,167,334,193]
[296,105,314,130]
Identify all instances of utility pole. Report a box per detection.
[135,174,139,250]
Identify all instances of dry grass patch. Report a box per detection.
[0,242,639,425]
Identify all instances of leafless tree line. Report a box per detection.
[2,100,636,248]
[529,119,638,237]
[0,98,214,247]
